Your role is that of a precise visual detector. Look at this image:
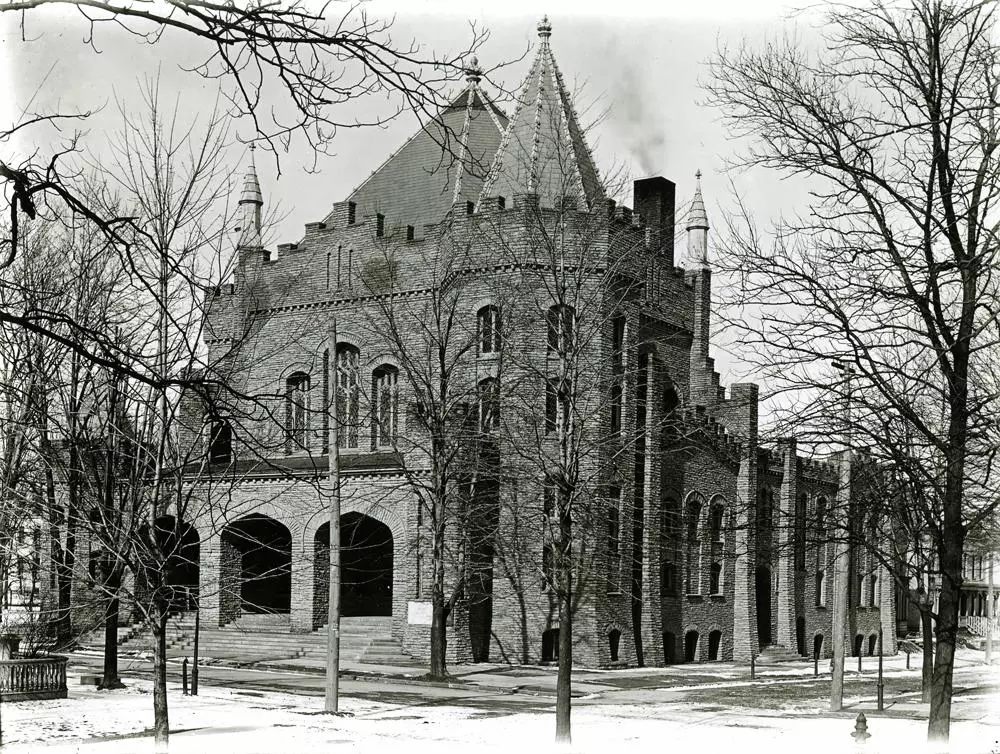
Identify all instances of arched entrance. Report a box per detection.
[314,513,393,623]
[755,566,772,648]
[220,514,292,620]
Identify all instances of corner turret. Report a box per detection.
[687,169,709,267]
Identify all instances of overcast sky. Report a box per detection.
[1,0,824,387]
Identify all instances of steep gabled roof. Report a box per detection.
[327,61,508,230]
[477,17,604,212]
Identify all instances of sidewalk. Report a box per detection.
[75,644,999,708]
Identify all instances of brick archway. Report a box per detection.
[220,514,292,622]
[313,512,393,626]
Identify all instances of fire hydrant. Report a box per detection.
[851,712,871,744]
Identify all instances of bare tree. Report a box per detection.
[1,1,501,270]
[707,0,1000,741]
[355,230,490,680]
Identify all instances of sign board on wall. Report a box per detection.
[408,601,433,625]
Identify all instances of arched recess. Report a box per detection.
[684,630,700,663]
[220,514,292,622]
[708,629,722,661]
[313,512,393,624]
[755,566,772,648]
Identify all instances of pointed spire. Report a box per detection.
[687,169,709,231]
[476,17,604,212]
[451,56,505,205]
[466,56,483,85]
[238,143,263,248]
[687,170,709,267]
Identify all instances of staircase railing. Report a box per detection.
[964,615,999,638]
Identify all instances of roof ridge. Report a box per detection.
[476,46,545,211]
[321,71,508,228]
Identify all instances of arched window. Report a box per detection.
[815,496,828,536]
[542,543,555,592]
[478,305,501,354]
[815,569,827,607]
[372,365,398,448]
[708,501,724,595]
[606,486,621,589]
[686,497,703,594]
[285,371,310,452]
[662,561,678,596]
[609,382,622,437]
[547,304,575,354]
[335,345,360,448]
[867,571,877,608]
[209,417,233,463]
[478,378,500,433]
[794,493,807,570]
[611,314,626,370]
[545,377,571,435]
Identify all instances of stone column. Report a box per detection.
[290,532,314,633]
[730,383,759,662]
[775,438,798,650]
[879,559,897,655]
[640,356,664,666]
[199,533,221,628]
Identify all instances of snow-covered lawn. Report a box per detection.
[2,664,998,754]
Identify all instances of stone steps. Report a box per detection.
[109,613,411,665]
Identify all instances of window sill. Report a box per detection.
[709,593,725,600]
[606,589,623,597]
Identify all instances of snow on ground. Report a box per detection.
[2,657,998,754]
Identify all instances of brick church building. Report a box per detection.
[121,17,897,668]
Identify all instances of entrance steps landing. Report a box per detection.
[86,613,412,665]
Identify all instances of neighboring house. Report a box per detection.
[1,520,42,638]
[958,542,998,643]
[61,18,898,668]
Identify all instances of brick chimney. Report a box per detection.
[633,177,676,265]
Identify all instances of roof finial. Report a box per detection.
[466,55,483,84]
[537,15,552,39]
[695,168,702,181]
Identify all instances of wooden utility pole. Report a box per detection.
[987,553,994,665]
[325,318,341,713]
[830,361,853,711]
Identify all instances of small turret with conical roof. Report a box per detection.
[238,143,263,249]
[687,169,709,267]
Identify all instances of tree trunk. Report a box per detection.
[430,586,447,679]
[100,568,125,690]
[929,537,962,741]
[429,506,448,679]
[555,571,572,744]
[152,607,169,752]
[921,606,934,703]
